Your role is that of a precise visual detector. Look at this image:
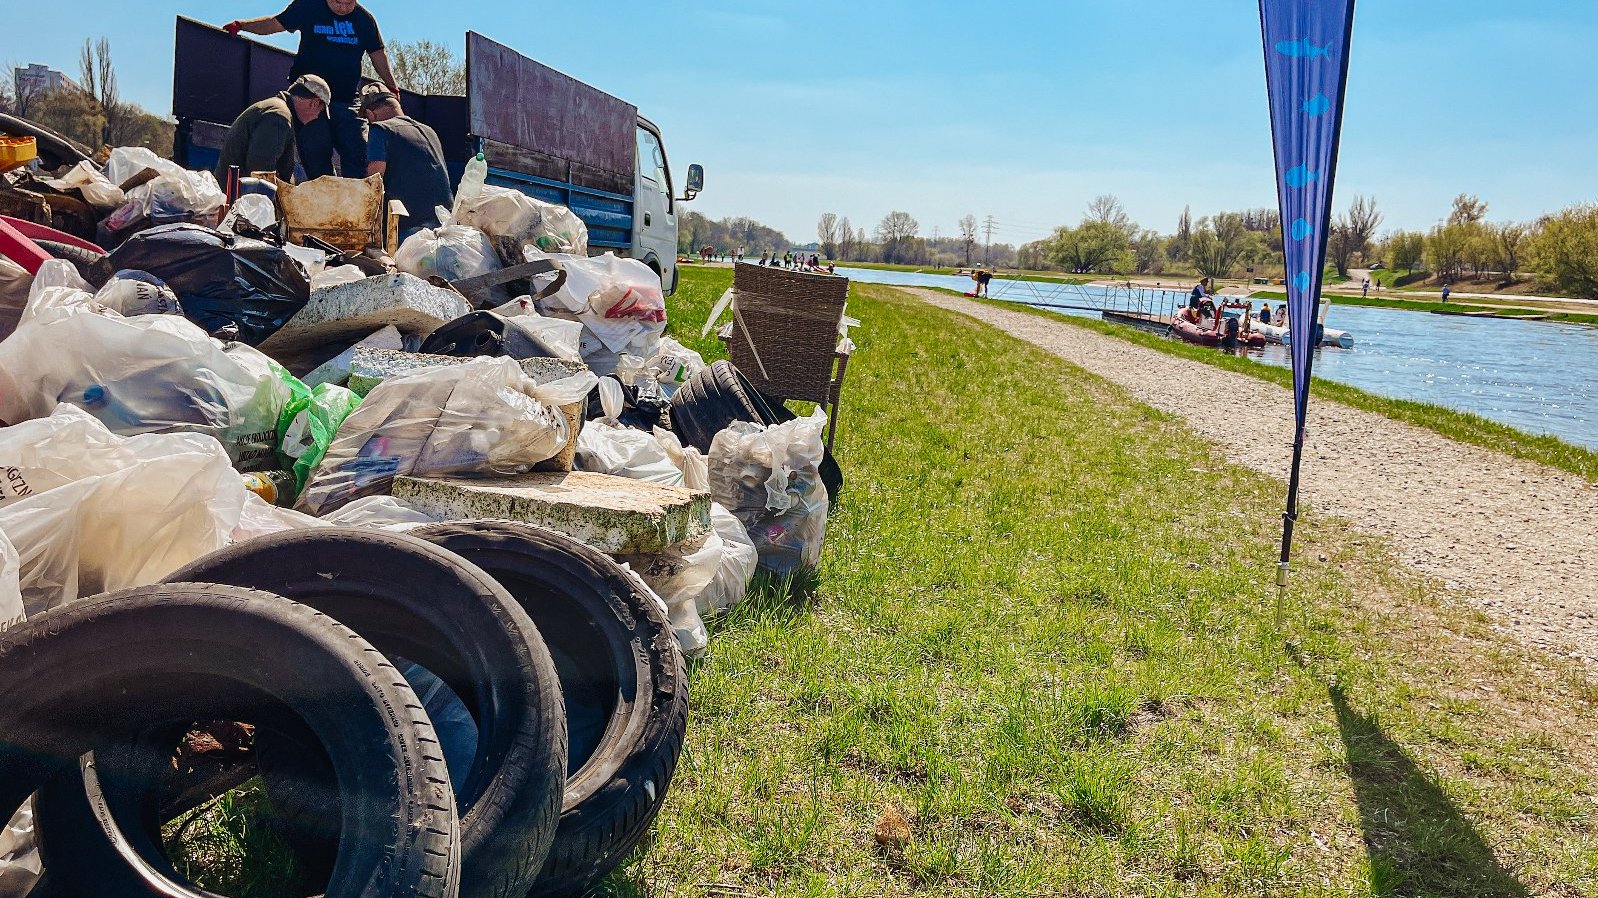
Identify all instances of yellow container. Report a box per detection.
[0,136,38,172]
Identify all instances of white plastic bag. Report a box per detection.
[647,336,706,392]
[456,185,589,257]
[104,146,186,187]
[0,274,293,469]
[298,358,587,515]
[220,193,277,234]
[44,160,124,209]
[395,208,507,303]
[0,255,30,344]
[92,272,182,318]
[310,264,367,291]
[0,530,21,632]
[527,251,666,368]
[708,409,831,574]
[318,495,440,529]
[0,801,39,898]
[704,502,758,614]
[575,421,684,485]
[0,407,247,616]
[654,427,709,490]
[489,295,585,362]
[232,492,328,542]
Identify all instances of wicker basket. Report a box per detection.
[725,263,850,405]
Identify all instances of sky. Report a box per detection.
[7,1,1598,247]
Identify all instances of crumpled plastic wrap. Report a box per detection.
[654,427,709,490]
[708,409,831,575]
[456,184,589,259]
[0,801,39,898]
[318,495,441,529]
[0,405,248,617]
[297,357,595,516]
[44,160,125,209]
[0,263,294,470]
[527,251,666,374]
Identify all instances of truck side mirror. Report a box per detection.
[680,163,704,201]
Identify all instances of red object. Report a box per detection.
[0,215,103,254]
[224,20,243,35]
[0,218,51,275]
[1170,312,1266,349]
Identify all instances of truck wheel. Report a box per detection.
[32,239,111,288]
[36,528,566,898]
[410,521,688,897]
[4,583,459,898]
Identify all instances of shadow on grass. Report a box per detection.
[1328,685,1529,898]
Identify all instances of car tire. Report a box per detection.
[410,521,688,897]
[35,528,565,898]
[2,582,460,898]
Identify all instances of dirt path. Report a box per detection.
[906,288,1598,662]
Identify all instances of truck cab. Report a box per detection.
[170,19,703,292]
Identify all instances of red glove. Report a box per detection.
[224,21,243,36]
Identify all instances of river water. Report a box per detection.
[836,266,1598,450]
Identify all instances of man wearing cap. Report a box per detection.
[225,0,399,179]
[213,75,330,183]
[359,84,453,236]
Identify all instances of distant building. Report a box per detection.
[14,64,78,102]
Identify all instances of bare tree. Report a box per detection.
[1448,193,1488,226]
[838,217,855,260]
[1327,196,1382,276]
[1168,205,1193,262]
[1085,194,1134,235]
[875,211,919,263]
[1492,222,1529,281]
[958,214,978,266]
[366,40,465,95]
[77,38,122,148]
[816,213,839,259]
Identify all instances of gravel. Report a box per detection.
[919,289,1598,662]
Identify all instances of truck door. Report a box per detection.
[633,123,679,294]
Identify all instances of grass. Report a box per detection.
[601,269,1598,895]
[171,268,1598,895]
[916,288,1598,483]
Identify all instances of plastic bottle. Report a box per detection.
[452,152,488,222]
[75,384,147,433]
[242,470,298,507]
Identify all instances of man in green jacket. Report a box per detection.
[213,75,331,183]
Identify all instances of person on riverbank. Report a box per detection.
[976,268,993,297]
[1189,277,1212,310]
[1259,303,1272,325]
[226,0,400,179]
[1362,278,1370,297]
[1442,283,1452,303]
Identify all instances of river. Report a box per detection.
[835,266,1598,450]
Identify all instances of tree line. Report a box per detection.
[2,40,172,154]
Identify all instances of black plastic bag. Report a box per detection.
[104,223,310,345]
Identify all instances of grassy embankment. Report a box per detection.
[605,269,1598,895]
[169,268,1598,895]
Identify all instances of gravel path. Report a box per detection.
[912,289,1598,662]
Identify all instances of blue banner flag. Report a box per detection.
[1259,0,1356,593]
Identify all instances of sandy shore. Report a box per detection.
[908,288,1598,662]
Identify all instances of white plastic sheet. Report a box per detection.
[654,427,709,491]
[0,530,21,632]
[527,251,666,370]
[489,296,584,362]
[298,358,590,515]
[708,409,831,575]
[0,405,247,617]
[0,269,292,469]
[318,495,440,529]
[704,502,758,614]
[44,160,124,209]
[0,255,30,344]
[0,801,38,898]
[575,421,684,485]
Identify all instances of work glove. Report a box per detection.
[224,21,243,35]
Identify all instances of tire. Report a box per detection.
[410,521,688,897]
[1,583,459,898]
[0,112,93,170]
[32,239,111,288]
[36,529,566,898]
[670,359,844,502]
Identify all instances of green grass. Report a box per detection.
[606,269,1598,895]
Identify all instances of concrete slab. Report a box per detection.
[301,325,404,389]
[259,272,471,370]
[393,471,710,554]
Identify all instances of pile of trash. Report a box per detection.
[0,135,840,898]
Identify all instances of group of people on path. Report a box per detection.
[757,251,833,273]
[213,0,453,236]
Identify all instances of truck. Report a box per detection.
[169,17,703,293]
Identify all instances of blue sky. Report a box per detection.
[8,1,1597,246]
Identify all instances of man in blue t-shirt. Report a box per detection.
[359,85,452,238]
[226,0,399,179]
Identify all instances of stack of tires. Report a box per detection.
[0,524,687,897]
